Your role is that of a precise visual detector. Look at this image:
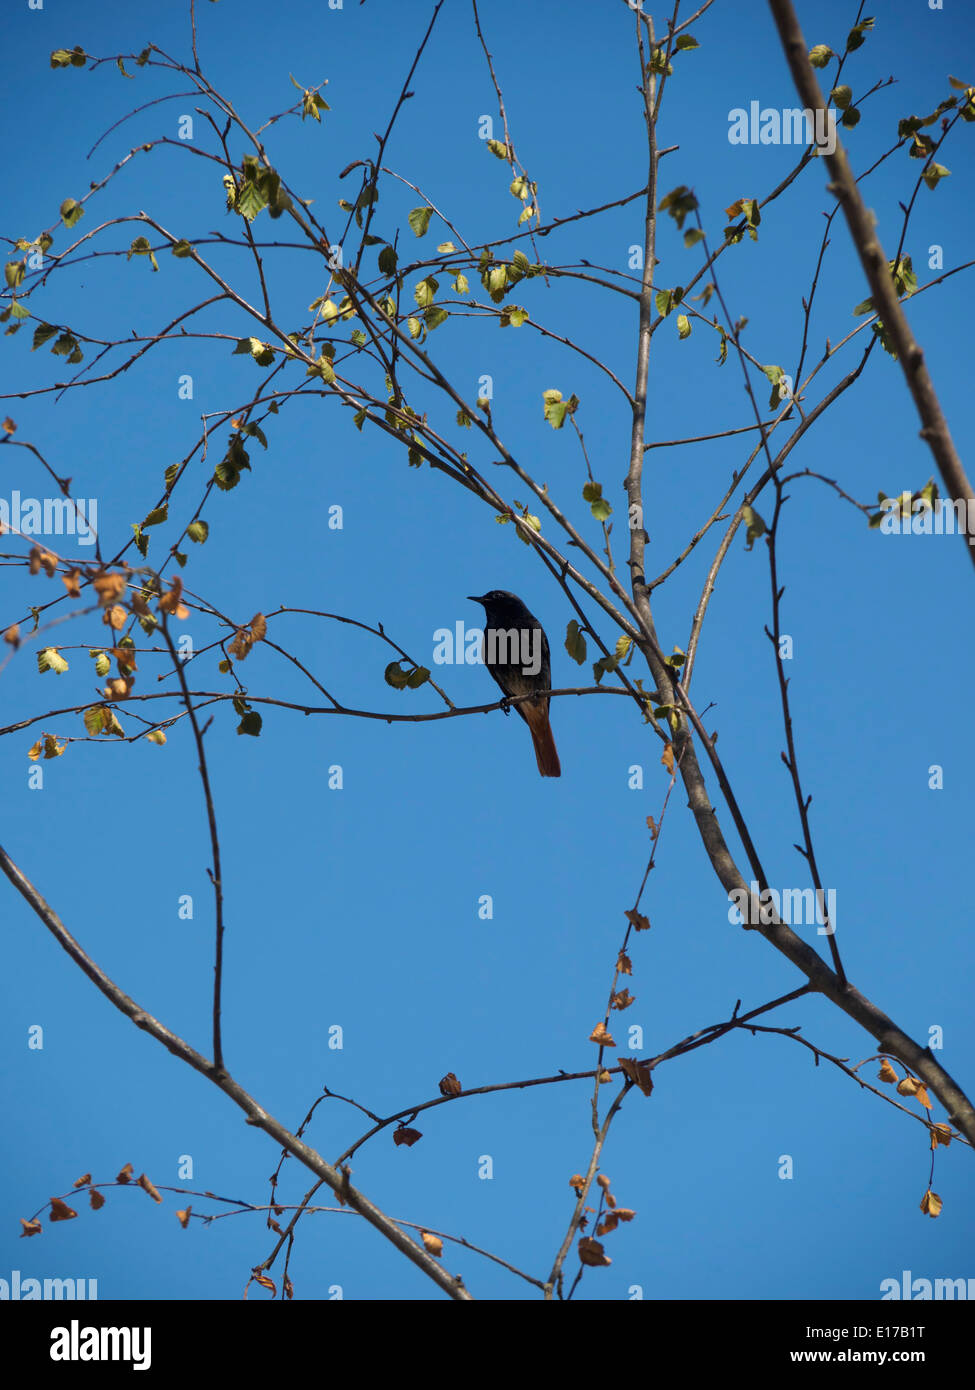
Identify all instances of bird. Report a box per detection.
[468,590,561,777]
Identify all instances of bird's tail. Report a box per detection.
[523,703,561,778]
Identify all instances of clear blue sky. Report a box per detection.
[1,0,973,1300]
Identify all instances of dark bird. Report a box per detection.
[468,590,561,778]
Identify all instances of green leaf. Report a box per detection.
[424,306,449,331]
[583,481,612,520]
[214,435,251,490]
[38,647,69,675]
[50,46,87,69]
[187,520,209,543]
[658,185,699,230]
[565,620,587,665]
[499,305,528,327]
[378,244,398,275]
[60,199,84,229]
[408,206,433,237]
[171,239,193,257]
[683,227,705,249]
[808,44,834,68]
[142,505,168,528]
[674,34,699,51]
[127,235,159,271]
[840,107,861,129]
[117,57,134,79]
[486,138,508,159]
[830,85,853,111]
[5,261,26,289]
[845,17,874,52]
[237,710,263,737]
[677,313,691,339]
[741,505,767,551]
[922,162,951,190]
[413,275,439,308]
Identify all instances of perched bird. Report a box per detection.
[468,590,561,778]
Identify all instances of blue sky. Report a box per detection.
[1,0,973,1301]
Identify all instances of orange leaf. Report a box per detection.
[176,1207,192,1229]
[421,1231,443,1257]
[920,1189,943,1218]
[877,1058,898,1084]
[589,1022,616,1046]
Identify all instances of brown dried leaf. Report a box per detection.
[914,1085,932,1110]
[578,1236,611,1267]
[661,742,675,774]
[646,815,658,838]
[596,1214,618,1236]
[616,951,632,976]
[49,1198,77,1223]
[176,1207,192,1229]
[2,417,16,433]
[611,988,635,1011]
[250,613,267,642]
[249,1271,276,1295]
[116,1163,134,1184]
[103,605,127,631]
[920,1189,943,1218]
[618,1056,654,1096]
[614,1208,637,1222]
[62,569,81,597]
[88,1188,105,1211]
[103,676,134,700]
[624,908,651,932]
[283,1275,294,1301]
[569,1174,586,1196]
[112,646,137,670]
[92,570,128,606]
[438,1072,462,1097]
[930,1123,952,1149]
[598,1069,613,1083]
[29,546,59,577]
[421,1231,443,1257]
[596,1175,611,1191]
[20,1218,42,1238]
[897,1076,920,1097]
[877,1058,898,1084]
[73,1173,92,1188]
[589,1022,616,1046]
[158,576,188,618]
[393,1126,422,1148]
[3,624,21,647]
[137,1173,162,1204]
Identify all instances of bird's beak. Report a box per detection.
[467,594,486,604]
